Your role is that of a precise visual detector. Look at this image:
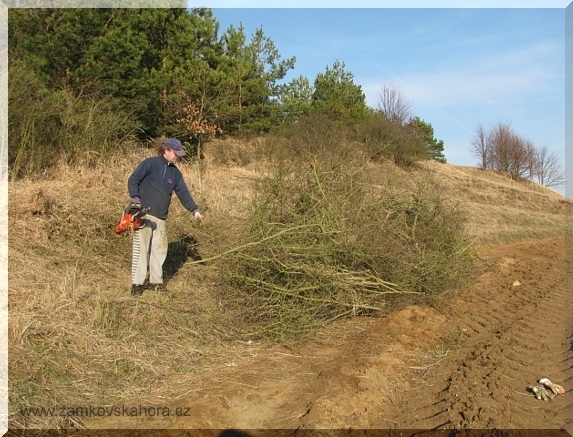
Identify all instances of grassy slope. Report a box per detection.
[417,160,568,246]
[8,141,569,428]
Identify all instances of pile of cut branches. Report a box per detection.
[218,130,475,340]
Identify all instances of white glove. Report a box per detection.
[193,210,203,221]
[539,378,565,395]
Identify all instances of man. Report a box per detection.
[127,138,203,297]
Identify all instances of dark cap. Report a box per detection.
[164,138,186,157]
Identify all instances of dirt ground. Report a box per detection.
[81,236,572,433]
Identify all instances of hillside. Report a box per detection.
[7,141,571,432]
[416,160,568,246]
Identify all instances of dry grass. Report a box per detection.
[417,161,568,246]
[7,139,568,428]
[8,145,256,429]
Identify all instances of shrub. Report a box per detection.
[358,113,429,167]
[220,123,475,341]
[9,60,62,178]
[9,60,139,179]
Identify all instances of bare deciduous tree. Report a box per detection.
[470,124,489,170]
[481,122,530,179]
[376,83,413,126]
[487,122,515,175]
[534,145,566,187]
[522,139,537,180]
[469,122,565,188]
[507,135,530,180]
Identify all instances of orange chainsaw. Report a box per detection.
[114,203,150,235]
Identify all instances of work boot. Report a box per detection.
[147,283,166,292]
[131,284,145,297]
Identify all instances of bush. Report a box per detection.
[358,113,429,167]
[370,175,475,295]
[9,60,139,179]
[220,123,475,341]
[9,60,62,178]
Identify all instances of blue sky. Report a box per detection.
[209,3,570,195]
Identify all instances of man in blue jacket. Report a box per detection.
[127,138,203,297]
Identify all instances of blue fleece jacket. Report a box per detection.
[127,156,199,219]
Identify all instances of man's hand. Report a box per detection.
[193,210,203,222]
[129,197,142,213]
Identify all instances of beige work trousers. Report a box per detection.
[131,214,167,285]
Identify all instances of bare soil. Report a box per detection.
[87,237,572,432]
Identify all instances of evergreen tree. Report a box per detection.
[218,24,296,134]
[276,75,314,124]
[311,60,368,123]
[408,117,447,163]
[9,8,297,139]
